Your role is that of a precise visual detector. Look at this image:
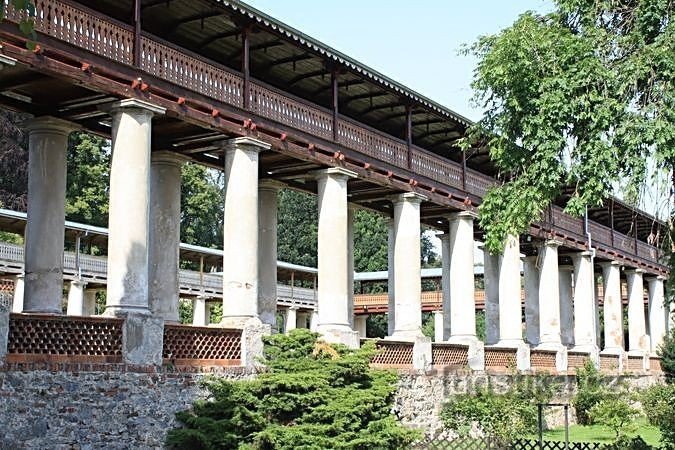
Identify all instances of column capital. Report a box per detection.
[151,150,189,167]
[559,264,574,272]
[624,268,645,275]
[447,210,478,221]
[645,275,667,282]
[258,179,286,191]
[69,279,87,288]
[105,98,166,116]
[23,116,79,136]
[543,239,563,248]
[313,167,358,180]
[599,260,621,269]
[224,136,271,153]
[288,306,299,311]
[389,191,428,205]
[438,233,450,243]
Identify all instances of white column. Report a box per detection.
[387,218,395,336]
[11,274,24,313]
[284,307,298,333]
[221,137,271,326]
[296,311,310,329]
[647,276,667,354]
[105,99,165,316]
[258,180,284,329]
[83,288,97,316]
[523,255,540,345]
[66,280,87,316]
[571,251,599,353]
[310,310,319,332]
[559,265,575,346]
[348,206,356,329]
[315,168,358,347]
[446,212,477,342]
[440,234,452,341]
[483,250,500,345]
[23,117,74,314]
[433,310,444,343]
[626,269,649,354]
[192,295,209,326]
[390,192,428,341]
[149,151,186,323]
[537,240,562,347]
[354,315,367,338]
[600,261,624,354]
[497,235,524,345]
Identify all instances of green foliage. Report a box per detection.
[573,360,608,425]
[366,314,388,339]
[601,436,652,450]
[66,133,110,227]
[277,189,317,268]
[0,109,28,211]
[642,383,675,449]
[180,163,224,249]
[463,1,675,253]
[440,375,554,442]
[589,398,640,440]
[167,329,418,449]
[658,328,675,383]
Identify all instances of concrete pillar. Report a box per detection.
[646,276,667,354]
[498,235,524,345]
[11,274,24,313]
[354,315,367,338]
[258,180,284,329]
[83,288,97,316]
[284,307,298,334]
[523,255,540,346]
[626,269,649,354]
[296,311,310,329]
[559,265,575,346]
[310,310,319,332]
[220,137,271,326]
[433,310,444,343]
[315,168,358,347]
[192,295,209,326]
[445,212,477,341]
[105,99,165,316]
[390,192,428,341]
[600,261,624,355]
[149,151,186,323]
[571,251,599,354]
[66,280,87,316]
[348,206,355,329]
[483,249,500,345]
[387,217,395,336]
[23,117,74,314]
[537,240,562,347]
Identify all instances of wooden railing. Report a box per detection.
[0,0,663,268]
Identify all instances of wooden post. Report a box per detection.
[331,69,338,142]
[610,200,615,247]
[461,150,467,191]
[133,0,142,66]
[406,105,412,169]
[242,25,251,110]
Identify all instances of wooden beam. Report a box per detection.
[359,101,404,115]
[288,69,329,86]
[311,79,365,96]
[342,91,389,105]
[197,29,241,48]
[242,25,250,110]
[133,0,141,66]
[258,53,313,70]
[331,70,338,141]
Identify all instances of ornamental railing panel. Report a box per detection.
[163,324,242,365]
[431,343,469,368]
[337,115,408,168]
[369,340,414,367]
[530,349,557,371]
[484,346,517,371]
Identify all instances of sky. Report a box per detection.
[242,0,553,122]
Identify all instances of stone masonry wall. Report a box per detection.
[0,367,664,449]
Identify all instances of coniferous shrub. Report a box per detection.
[658,328,675,383]
[573,360,607,425]
[166,329,418,450]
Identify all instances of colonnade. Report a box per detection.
[14,105,672,363]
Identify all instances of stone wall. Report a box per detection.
[0,367,664,449]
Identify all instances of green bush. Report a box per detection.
[642,384,675,449]
[601,436,652,450]
[573,360,608,425]
[589,398,639,440]
[166,329,418,450]
[658,328,675,383]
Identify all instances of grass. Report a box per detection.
[538,417,661,446]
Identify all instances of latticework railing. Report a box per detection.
[599,354,621,372]
[484,347,517,371]
[7,313,123,362]
[415,438,602,450]
[624,355,645,372]
[163,324,241,366]
[567,352,591,371]
[530,349,557,371]
[369,340,414,367]
[431,343,469,368]
[649,357,662,372]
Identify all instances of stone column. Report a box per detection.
[315,168,358,347]
[646,276,667,354]
[571,252,599,354]
[559,265,575,346]
[83,288,97,316]
[439,234,451,341]
[23,117,74,314]
[258,180,284,329]
[433,310,444,343]
[498,235,524,345]
[105,99,165,316]
[66,280,87,316]
[600,261,624,355]
[483,249,500,345]
[387,217,395,336]
[220,137,271,326]
[11,274,24,313]
[149,151,187,323]
[537,240,563,347]
[284,307,298,334]
[192,295,209,326]
[390,192,428,341]
[296,311,310,329]
[354,315,367,338]
[310,310,319,332]
[523,255,540,346]
[625,269,649,354]
[348,206,356,329]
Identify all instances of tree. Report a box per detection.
[658,328,675,382]
[589,398,639,440]
[0,109,28,211]
[166,329,418,449]
[180,163,224,249]
[277,189,318,268]
[462,1,674,254]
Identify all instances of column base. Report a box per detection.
[447,335,485,371]
[104,305,151,317]
[240,317,272,368]
[413,336,432,373]
[317,325,359,349]
[627,349,649,371]
[220,315,259,329]
[570,345,600,367]
[120,312,164,366]
[494,340,531,371]
[387,329,424,342]
[600,347,625,372]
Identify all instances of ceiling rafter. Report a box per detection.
[342,91,390,105]
[197,29,241,48]
[287,69,329,86]
[359,101,405,115]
